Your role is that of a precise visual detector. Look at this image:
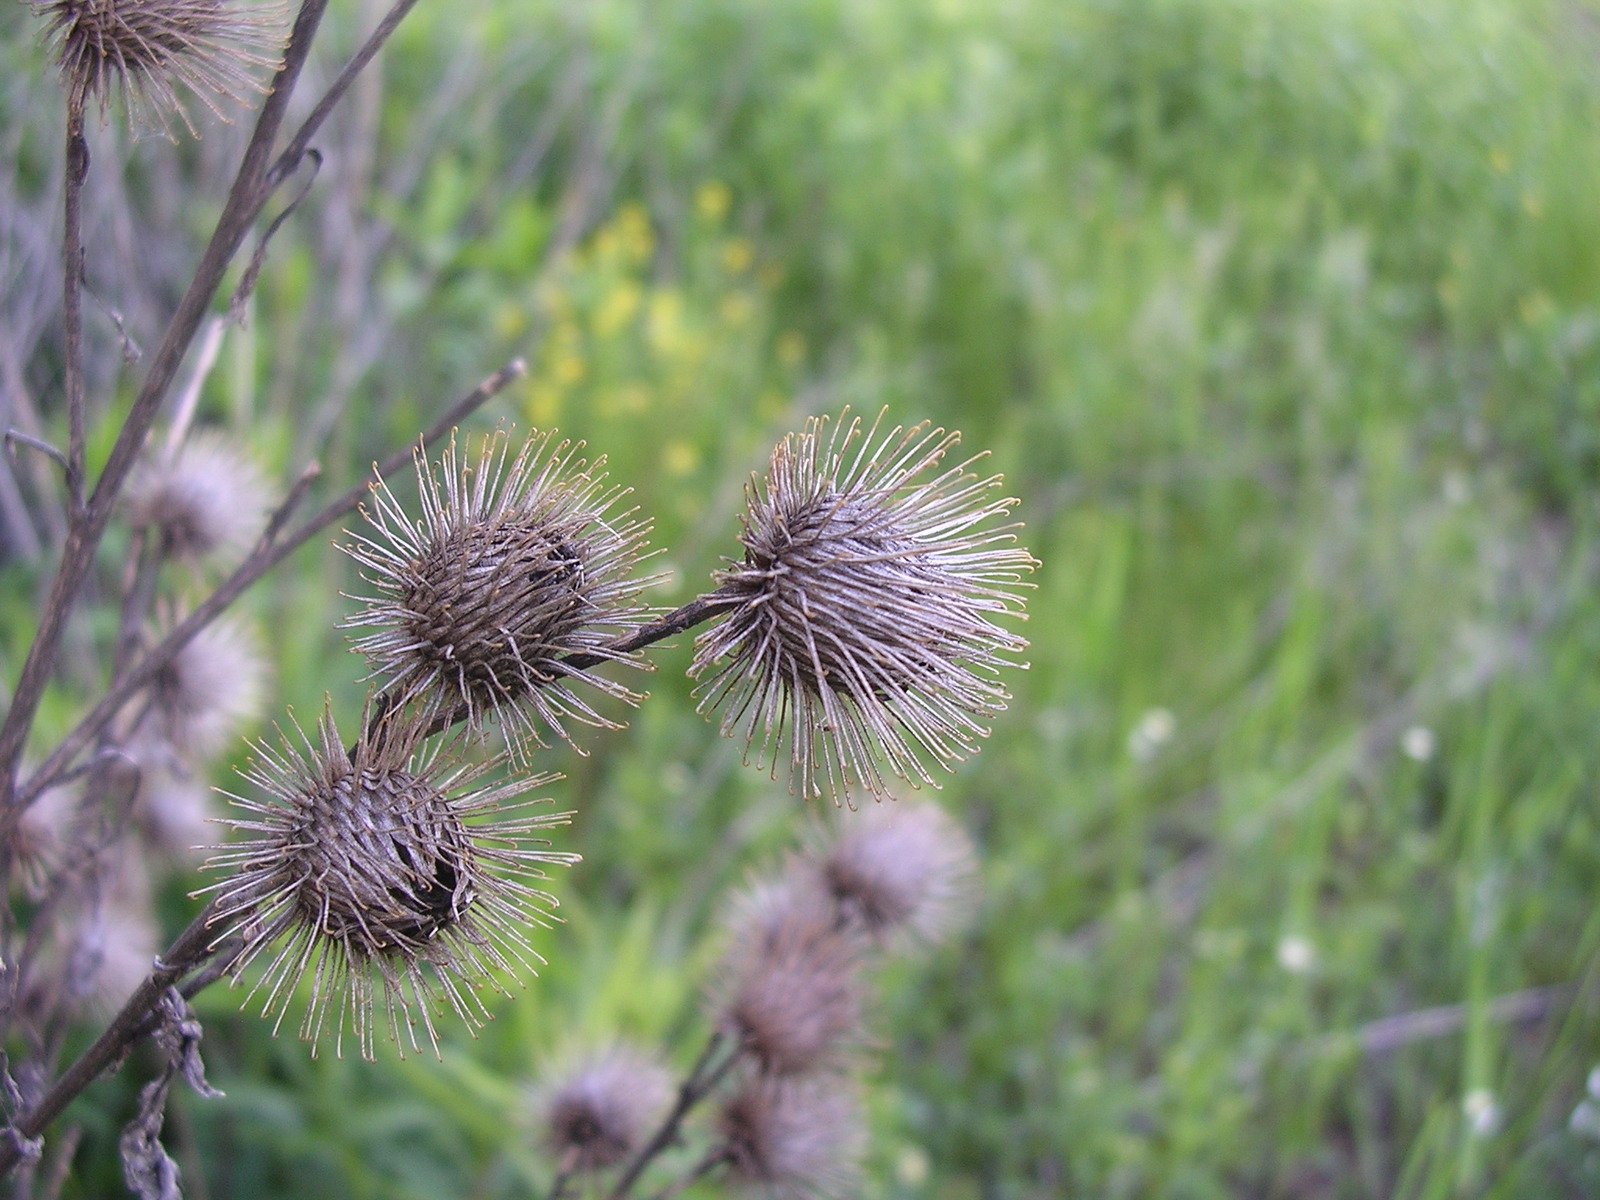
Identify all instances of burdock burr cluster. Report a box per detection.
[198,410,1033,1063]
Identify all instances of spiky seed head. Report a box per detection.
[125,432,270,562]
[141,615,267,762]
[32,0,286,135]
[343,429,658,760]
[806,799,979,947]
[198,705,577,1060]
[536,1045,674,1173]
[74,893,160,1018]
[124,736,214,860]
[691,408,1036,804]
[718,1075,865,1200]
[30,856,159,1020]
[713,874,865,1076]
[13,775,79,900]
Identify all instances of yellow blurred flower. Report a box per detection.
[527,382,563,427]
[720,292,754,327]
[617,203,654,262]
[596,282,643,337]
[1490,147,1511,175]
[776,330,806,367]
[722,237,755,274]
[493,305,527,339]
[696,181,731,222]
[614,383,651,415]
[553,352,587,386]
[648,290,685,353]
[662,440,699,477]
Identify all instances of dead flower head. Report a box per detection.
[692,408,1035,804]
[712,874,865,1076]
[718,1074,865,1200]
[199,705,577,1060]
[343,429,657,759]
[25,856,158,1023]
[123,735,216,861]
[536,1044,674,1173]
[125,432,270,563]
[13,774,79,900]
[807,798,979,947]
[33,0,286,135]
[141,615,267,762]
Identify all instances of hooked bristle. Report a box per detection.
[32,0,287,136]
[198,704,577,1060]
[342,429,659,761]
[692,407,1035,804]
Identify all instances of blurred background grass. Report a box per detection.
[6,0,1600,1195]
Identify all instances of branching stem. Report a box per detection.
[0,905,218,1176]
[0,389,734,1173]
[606,1032,740,1200]
[0,0,331,845]
[18,359,527,809]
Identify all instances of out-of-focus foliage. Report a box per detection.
[5,0,1600,1195]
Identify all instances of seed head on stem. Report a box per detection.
[32,0,288,135]
[718,1074,865,1200]
[198,705,577,1060]
[140,614,267,762]
[692,408,1035,804]
[712,875,865,1076]
[805,798,979,948]
[124,432,270,563]
[536,1044,674,1173]
[343,429,658,761]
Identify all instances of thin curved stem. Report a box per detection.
[565,593,736,671]
[61,112,87,513]
[376,592,739,745]
[0,0,330,843]
[18,359,527,809]
[606,1033,740,1200]
[0,905,220,1176]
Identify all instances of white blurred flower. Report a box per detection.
[1127,708,1176,763]
[1276,934,1315,975]
[1570,1099,1600,1142]
[1462,1088,1500,1137]
[1442,471,1470,506]
[894,1145,930,1187]
[1401,725,1436,763]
